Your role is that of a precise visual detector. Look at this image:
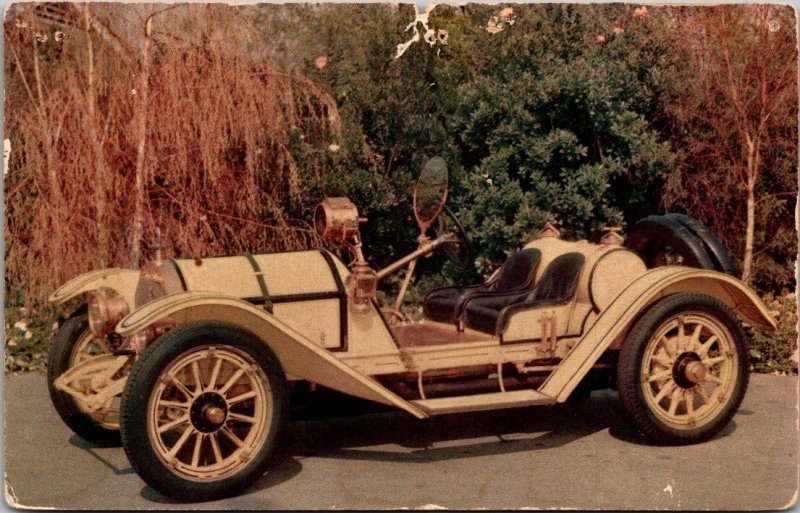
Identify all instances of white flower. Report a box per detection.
[24,331,32,340]
[35,32,47,43]
[486,178,493,185]
[328,144,341,152]
[130,89,137,96]
[52,322,59,332]
[54,31,64,42]
[486,18,502,34]
[13,321,27,332]
[424,28,437,46]
[7,339,16,347]
[768,19,781,32]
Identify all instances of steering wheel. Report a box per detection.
[434,205,473,270]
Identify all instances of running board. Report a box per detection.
[411,389,556,415]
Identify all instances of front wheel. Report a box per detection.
[617,293,748,445]
[120,322,287,501]
[47,314,121,446]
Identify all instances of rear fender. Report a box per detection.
[540,267,776,402]
[49,269,141,309]
[117,291,427,419]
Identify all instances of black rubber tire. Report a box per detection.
[665,213,736,275]
[120,322,287,502]
[617,293,748,445]
[625,215,716,270]
[47,314,121,447]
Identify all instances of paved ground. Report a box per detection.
[4,372,798,509]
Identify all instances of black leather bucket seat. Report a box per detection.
[463,252,586,335]
[422,248,542,325]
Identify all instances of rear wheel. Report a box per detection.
[626,215,716,270]
[47,314,121,446]
[120,322,286,502]
[617,293,748,445]
[665,213,736,275]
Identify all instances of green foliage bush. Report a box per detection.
[4,306,58,373]
[749,294,799,374]
[446,5,676,268]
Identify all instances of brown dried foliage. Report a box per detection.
[4,4,341,309]
[662,5,798,289]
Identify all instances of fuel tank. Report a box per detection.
[135,250,348,350]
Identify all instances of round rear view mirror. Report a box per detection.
[413,156,449,233]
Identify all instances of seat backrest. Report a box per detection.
[528,252,585,303]
[490,248,542,291]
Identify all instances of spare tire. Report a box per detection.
[625,215,716,270]
[664,213,736,275]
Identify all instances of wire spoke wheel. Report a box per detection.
[641,312,737,430]
[147,345,272,481]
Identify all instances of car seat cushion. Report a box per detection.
[492,248,542,291]
[422,287,472,323]
[463,252,586,335]
[421,248,541,325]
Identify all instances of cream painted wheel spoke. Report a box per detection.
[647,370,672,383]
[688,324,703,351]
[207,358,223,392]
[667,388,682,416]
[228,390,257,405]
[659,336,675,358]
[702,356,727,367]
[228,412,257,424]
[168,375,196,400]
[698,335,718,356]
[705,374,723,385]
[676,317,686,352]
[651,354,672,368]
[167,425,195,459]
[191,361,203,392]
[653,381,675,404]
[220,426,244,448]
[685,390,694,415]
[209,433,223,463]
[218,368,246,396]
[191,432,204,468]
[158,414,190,433]
[159,400,190,409]
[696,386,711,404]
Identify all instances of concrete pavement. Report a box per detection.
[4,372,798,509]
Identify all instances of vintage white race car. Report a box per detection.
[47,157,776,501]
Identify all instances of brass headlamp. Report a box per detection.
[87,287,129,338]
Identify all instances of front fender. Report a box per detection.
[116,291,427,419]
[49,268,141,309]
[540,267,776,402]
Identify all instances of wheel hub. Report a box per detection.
[673,352,705,388]
[190,392,228,432]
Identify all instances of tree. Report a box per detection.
[4,4,341,309]
[664,5,797,288]
[446,4,678,272]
